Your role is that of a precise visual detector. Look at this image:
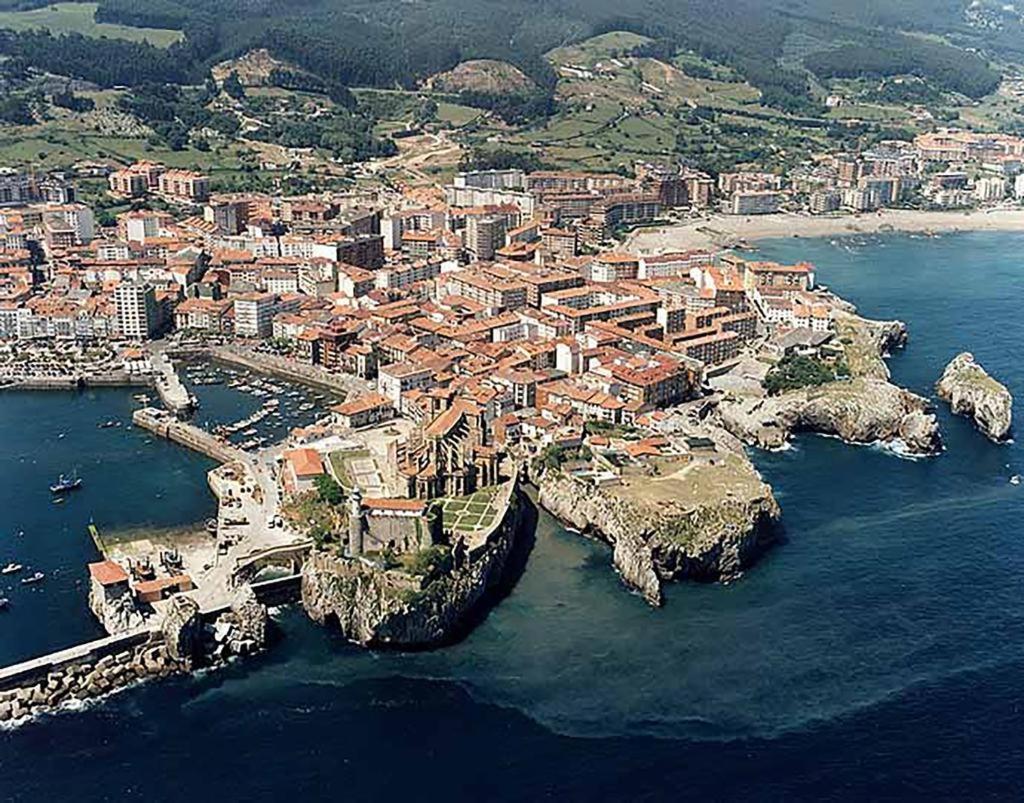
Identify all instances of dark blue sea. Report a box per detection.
[3,232,1024,801]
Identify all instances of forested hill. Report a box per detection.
[0,0,1011,115]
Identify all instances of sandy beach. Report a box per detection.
[626,207,1024,252]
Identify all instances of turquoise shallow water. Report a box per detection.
[3,232,1024,799]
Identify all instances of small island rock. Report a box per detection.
[935,353,1012,442]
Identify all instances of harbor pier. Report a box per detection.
[132,407,244,464]
[151,351,194,417]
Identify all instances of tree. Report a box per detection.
[222,71,246,100]
[764,355,841,396]
[314,475,344,505]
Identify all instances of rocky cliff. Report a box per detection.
[936,352,1013,442]
[302,482,521,647]
[535,466,779,606]
[718,377,942,455]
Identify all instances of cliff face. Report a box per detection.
[535,468,779,606]
[936,352,1013,442]
[719,378,942,456]
[301,483,521,647]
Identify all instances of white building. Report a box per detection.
[115,281,158,341]
[728,191,783,216]
[233,292,278,339]
[377,362,435,409]
[975,176,1007,203]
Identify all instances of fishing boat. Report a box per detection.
[0,598,9,611]
[1,563,22,574]
[21,572,44,585]
[98,420,119,429]
[50,473,83,494]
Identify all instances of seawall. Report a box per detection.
[132,407,243,464]
[209,346,372,396]
[2,372,151,391]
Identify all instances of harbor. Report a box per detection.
[0,352,341,671]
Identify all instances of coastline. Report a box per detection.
[626,207,1024,252]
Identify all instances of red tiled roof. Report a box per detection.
[88,560,128,586]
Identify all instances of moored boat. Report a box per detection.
[50,473,83,494]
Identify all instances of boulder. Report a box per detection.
[160,595,203,667]
[229,585,269,648]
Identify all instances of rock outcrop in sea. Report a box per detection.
[935,352,1013,442]
[534,461,779,606]
[301,479,522,647]
[717,312,942,456]
[718,377,942,455]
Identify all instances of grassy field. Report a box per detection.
[0,2,183,47]
[439,486,501,533]
[435,101,482,127]
[467,30,830,172]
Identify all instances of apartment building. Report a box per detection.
[233,292,278,338]
[157,170,210,204]
[444,270,528,311]
[115,281,158,341]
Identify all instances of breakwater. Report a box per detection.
[2,371,150,391]
[133,407,244,464]
[0,588,271,726]
[151,351,194,417]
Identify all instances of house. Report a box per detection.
[283,448,325,493]
[331,393,395,429]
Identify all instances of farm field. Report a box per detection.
[0,2,183,47]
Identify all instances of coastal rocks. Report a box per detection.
[161,595,203,667]
[88,582,146,635]
[302,483,521,647]
[535,466,779,606]
[205,586,271,660]
[0,634,176,727]
[935,352,1013,442]
[833,313,907,380]
[718,378,942,456]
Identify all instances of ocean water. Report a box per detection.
[3,232,1024,800]
[0,389,218,666]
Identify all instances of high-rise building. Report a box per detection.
[115,282,158,341]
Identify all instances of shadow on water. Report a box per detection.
[421,487,539,649]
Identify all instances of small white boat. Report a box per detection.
[21,571,44,585]
[1011,475,1021,486]
[1,563,22,574]
[0,598,9,611]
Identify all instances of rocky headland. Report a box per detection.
[717,377,941,455]
[936,352,1013,442]
[535,452,779,606]
[717,312,942,456]
[301,479,522,646]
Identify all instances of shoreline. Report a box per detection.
[626,208,1024,252]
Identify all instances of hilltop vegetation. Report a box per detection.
[0,0,1007,119]
[0,0,1019,180]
